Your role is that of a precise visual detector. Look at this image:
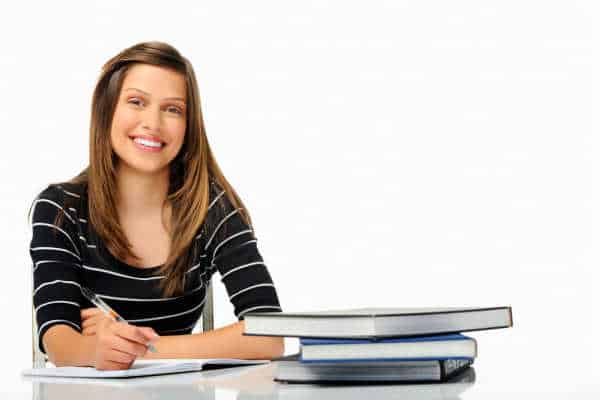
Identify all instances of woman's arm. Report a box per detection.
[195,183,283,359]
[141,320,284,360]
[30,186,88,363]
[43,325,96,367]
[45,318,159,369]
[47,319,284,365]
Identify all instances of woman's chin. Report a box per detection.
[117,159,171,177]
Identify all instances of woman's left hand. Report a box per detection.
[81,308,113,336]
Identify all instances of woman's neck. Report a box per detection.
[115,163,170,216]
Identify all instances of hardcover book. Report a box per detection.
[299,334,476,362]
[273,354,474,383]
[244,306,512,339]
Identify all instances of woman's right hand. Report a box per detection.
[92,317,159,370]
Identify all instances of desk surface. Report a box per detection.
[10,359,600,400]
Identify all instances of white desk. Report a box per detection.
[12,359,600,400]
[22,363,475,400]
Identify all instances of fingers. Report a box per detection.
[111,323,155,354]
[82,321,105,336]
[95,356,132,371]
[106,346,142,364]
[82,311,114,336]
[83,309,158,344]
[139,327,160,344]
[113,334,149,358]
[81,308,114,336]
[82,314,108,330]
[82,325,97,336]
[81,307,104,319]
[93,318,160,370]
[98,328,148,357]
[113,322,159,346]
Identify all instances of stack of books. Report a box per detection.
[243,306,513,383]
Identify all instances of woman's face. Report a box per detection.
[110,63,187,177]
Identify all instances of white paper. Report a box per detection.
[22,358,269,378]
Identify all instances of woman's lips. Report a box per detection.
[131,136,165,153]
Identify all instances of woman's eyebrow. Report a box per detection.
[124,87,186,103]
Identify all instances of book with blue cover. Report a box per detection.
[299,333,477,362]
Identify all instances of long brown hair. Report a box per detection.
[53,41,253,297]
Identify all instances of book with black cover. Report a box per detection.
[273,354,473,383]
[244,306,512,339]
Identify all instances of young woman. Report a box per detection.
[29,41,284,370]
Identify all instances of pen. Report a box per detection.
[80,286,158,353]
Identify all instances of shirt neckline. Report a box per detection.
[101,245,164,276]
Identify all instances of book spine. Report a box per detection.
[440,359,473,380]
[299,356,474,364]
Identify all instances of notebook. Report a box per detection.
[22,358,269,379]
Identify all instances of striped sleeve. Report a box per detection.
[30,186,83,354]
[204,182,282,320]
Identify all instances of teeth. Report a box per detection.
[134,137,163,148]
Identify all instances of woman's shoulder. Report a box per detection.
[203,178,236,227]
[208,178,242,218]
[33,181,87,208]
[208,177,224,199]
[55,181,87,199]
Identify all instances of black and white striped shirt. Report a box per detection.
[30,180,282,354]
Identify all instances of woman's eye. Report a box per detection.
[127,98,182,115]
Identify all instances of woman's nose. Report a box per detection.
[141,106,161,131]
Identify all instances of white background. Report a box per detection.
[1,0,599,396]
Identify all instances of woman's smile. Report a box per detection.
[130,135,166,153]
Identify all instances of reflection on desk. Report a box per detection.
[25,363,475,400]
[244,367,476,400]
